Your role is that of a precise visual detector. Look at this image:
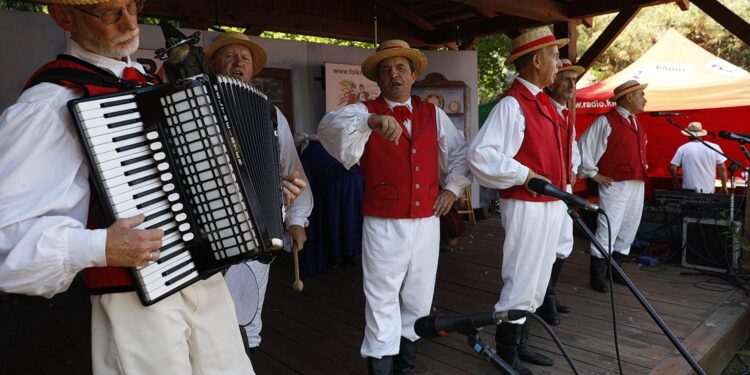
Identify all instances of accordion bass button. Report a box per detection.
[175,213,187,222]
[160,172,173,182]
[146,131,159,140]
[163,183,175,192]
[157,163,170,171]
[178,223,191,232]
[171,203,183,211]
[167,193,179,202]
[182,233,194,242]
[149,141,162,151]
[154,152,166,161]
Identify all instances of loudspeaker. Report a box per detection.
[682,217,741,273]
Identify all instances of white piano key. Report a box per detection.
[138,250,190,282]
[78,110,141,129]
[83,120,144,139]
[77,101,138,121]
[107,180,162,203]
[111,189,166,213]
[91,142,149,165]
[100,157,154,180]
[142,269,199,302]
[88,127,144,147]
[95,149,151,173]
[90,134,147,156]
[101,165,159,191]
[115,199,170,218]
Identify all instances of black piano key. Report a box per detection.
[162,259,193,278]
[136,196,165,210]
[104,108,138,118]
[147,216,174,231]
[128,172,159,187]
[112,130,145,143]
[133,185,161,199]
[143,207,170,222]
[164,268,196,286]
[124,163,155,176]
[107,117,140,129]
[100,97,135,108]
[115,140,148,153]
[121,153,152,166]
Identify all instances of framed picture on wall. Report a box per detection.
[252,67,295,133]
[412,73,469,137]
[324,62,381,112]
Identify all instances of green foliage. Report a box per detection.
[259,31,375,49]
[475,33,512,105]
[0,0,45,12]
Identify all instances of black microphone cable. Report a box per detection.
[525,312,580,375]
[602,212,625,375]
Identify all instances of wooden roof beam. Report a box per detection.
[451,0,568,23]
[675,0,690,11]
[424,16,543,44]
[691,0,750,47]
[472,5,497,18]
[568,0,673,18]
[576,6,641,72]
[375,0,437,31]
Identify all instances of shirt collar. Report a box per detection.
[551,98,566,115]
[384,96,413,111]
[515,77,543,96]
[615,105,633,118]
[67,39,143,78]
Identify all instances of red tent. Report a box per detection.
[574,29,750,195]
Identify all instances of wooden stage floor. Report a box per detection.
[2,217,749,374]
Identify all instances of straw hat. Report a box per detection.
[681,122,708,137]
[611,80,648,101]
[204,32,267,76]
[361,39,428,81]
[558,58,584,76]
[505,27,569,66]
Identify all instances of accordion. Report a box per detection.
[68,74,285,305]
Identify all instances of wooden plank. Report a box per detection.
[576,6,640,71]
[691,0,750,48]
[451,0,569,23]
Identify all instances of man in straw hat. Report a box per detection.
[204,31,313,358]
[467,26,568,374]
[0,1,254,373]
[670,122,728,193]
[578,79,649,292]
[536,58,585,328]
[318,39,471,374]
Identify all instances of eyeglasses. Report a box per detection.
[74,0,145,25]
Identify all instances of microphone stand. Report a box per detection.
[567,206,707,375]
[466,333,519,375]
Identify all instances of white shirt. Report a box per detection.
[317,97,471,198]
[274,107,313,227]
[671,141,727,193]
[0,41,141,297]
[578,106,639,178]
[468,77,542,189]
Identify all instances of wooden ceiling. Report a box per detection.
[142,0,750,70]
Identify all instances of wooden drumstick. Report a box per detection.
[292,243,303,293]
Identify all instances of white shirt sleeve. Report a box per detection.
[467,96,529,189]
[571,125,581,175]
[435,108,472,196]
[670,145,684,166]
[316,102,372,170]
[275,107,313,228]
[577,115,612,178]
[0,83,107,298]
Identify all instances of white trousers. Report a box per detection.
[91,274,254,375]
[590,180,645,258]
[360,216,440,358]
[494,199,566,321]
[225,259,270,349]
[555,184,575,259]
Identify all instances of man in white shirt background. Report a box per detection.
[670,121,728,194]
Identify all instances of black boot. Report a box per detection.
[517,321,553,366]
[495,323,533,375]
[367,356,393,375]
[538,258,566,325]
[589,256,609,293]
[393,337,417,375]
[610,252,629,285]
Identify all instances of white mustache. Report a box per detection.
[113,31,139,44]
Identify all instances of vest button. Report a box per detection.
[415,183,421,189]
[412,148,417,154]
[415,166,420,172]
[415,201,421,207]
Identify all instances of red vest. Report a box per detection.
[499,81,566,202]
[360,95,440,218]
[26,55,160,295]
[557,107,576,185]
[597,109,648,181]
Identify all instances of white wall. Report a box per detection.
[0,10,479,206]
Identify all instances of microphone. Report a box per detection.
[414,310,528,338]
[527,178,600,212]
[719,130,750,143]
[650,112,682,117]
